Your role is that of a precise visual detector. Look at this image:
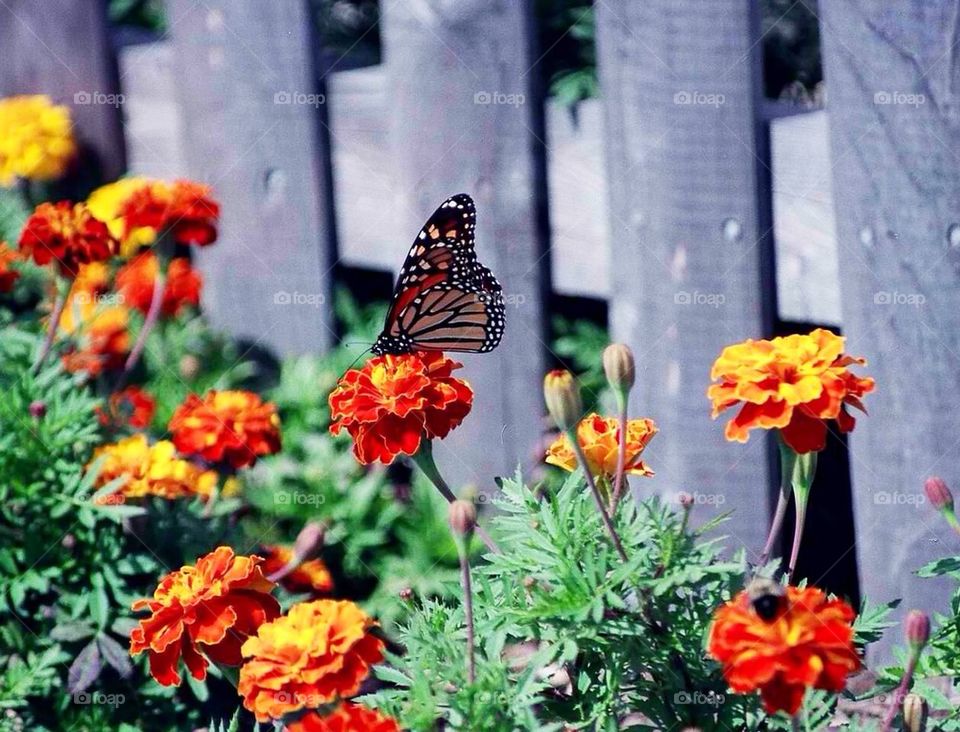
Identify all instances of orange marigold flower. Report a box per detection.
[18,201,117,278]
[260,544,334,595]
[90,434,218,500]
[329,352,473,465]
[130,546,280,686]
[707,584,861,715]
[238,599,384,722]
[116,252,202,316]
[119,179,220,247]
[0,242,21,292]
[708,328,875,454]
[169,390,282,469]
[546,413,658,479]
[285,703,400,732]
[97,386,157,430]
[59,299,130,376]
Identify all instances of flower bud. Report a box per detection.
[179,354,200,380]
[448,500,477,537]
[902,692,928,732]
[398,587,414,602]
[292,521,326,563]
[904,609,930,652]
[678,492,694,510]
[543,370,582,432]
[29,400,46,419]
[924,476,954,512]
[602,343,635,396]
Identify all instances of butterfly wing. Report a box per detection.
[373,194,505,355]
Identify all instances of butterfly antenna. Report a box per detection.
[343,344,374,371]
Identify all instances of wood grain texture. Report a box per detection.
[380,0,550,490]
[819,0,960,653]
[596,0,776,552]
[0,0,125,185]
[167,0,337,356]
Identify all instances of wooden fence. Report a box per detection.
[3,0,959,656]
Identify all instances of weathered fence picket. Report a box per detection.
[168,0,337,356]
[595,0,777,552]
[379,0,550,489]
[819,0,960,652]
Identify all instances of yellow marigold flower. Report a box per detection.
[238,599,384,722]
[0,95,76,186]
[546,413,658,479]
[90,434,218,500]
[86,177,157,257]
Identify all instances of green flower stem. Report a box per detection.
[31,284,68,374]
[758,439,798,567]
[120,232,173,382]
[412,440,501,554]
[880,649,920,732]
[567,428,630,564]
[786,448,818,581]
[609,395,629,512]
[455,535,476,684]
[941,507,960,536]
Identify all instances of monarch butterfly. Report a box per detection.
[371,194,506,356]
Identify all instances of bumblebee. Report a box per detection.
[745,578,786,621]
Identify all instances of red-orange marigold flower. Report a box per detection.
[707,584,861,715]
[285,703,400,732]
[238,599,384,722]
[329,352,473,465]
[708,328,875,454]
[545,413,658,479]
[260,544,334,595]
[18,201,117,278]
[168,390,281,469]
[116,252,202,316]
[0,242,20,292]
[130,546,280,686]
[119,179,219,247]
[97,386,156,429]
